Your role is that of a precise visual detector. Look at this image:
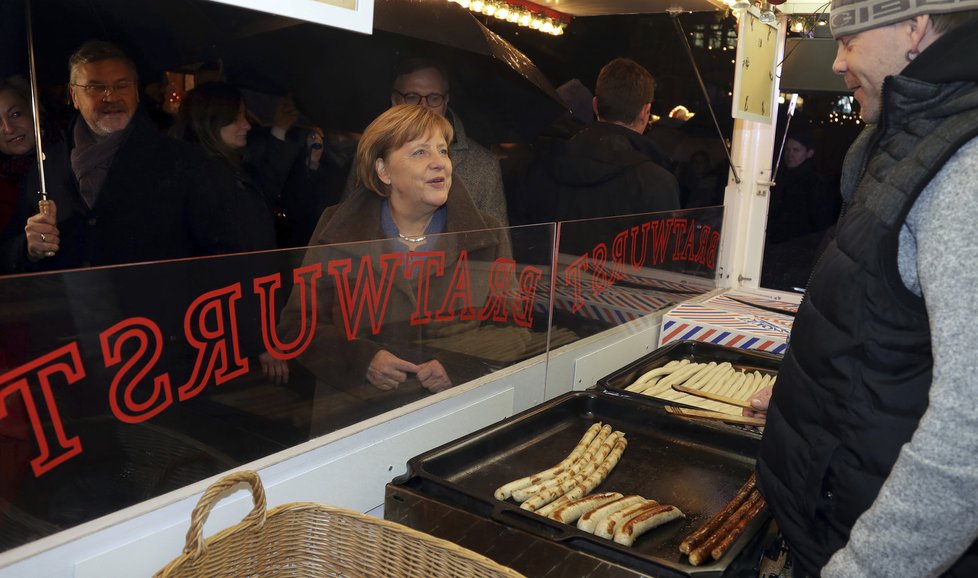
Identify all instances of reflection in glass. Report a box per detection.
[275,226,552,434]
[0,204,725,553]
[0,224,555,553]
[553,207,723,341]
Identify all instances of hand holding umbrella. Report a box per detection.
[25,198,58,261]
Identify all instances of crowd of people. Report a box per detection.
[1,40,777,279]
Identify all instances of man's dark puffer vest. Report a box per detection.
[756,70,978,576]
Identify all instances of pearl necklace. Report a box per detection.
[396,212,435,244]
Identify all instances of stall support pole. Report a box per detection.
[716,14,788,290]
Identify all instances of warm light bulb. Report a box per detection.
[790,18,805,33]
[530,15,543,29]
[458,0,470,7]
[553,23,564,35]
[482,2,496,15]
[541,19,554,33]
[471,0,484,12]
[518,11,532,26]
[495,5,510,19]
[507,10,519,22]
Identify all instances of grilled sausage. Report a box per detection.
[577,495,645,533]
[680,472,755,554]
[511,426,612,502]
[549,492,624,524]
[493,422,603,500]
[614,504,685,546]
[594,500,658,539]
[519,432,621,511]
[710,496,765,561]
[688,489,763,566]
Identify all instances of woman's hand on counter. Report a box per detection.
[258,351,289,385]
[417,360,452,393]
[367,350,421,390]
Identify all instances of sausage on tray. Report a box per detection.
[614,504,685,547]
[680,472,756,554]
[493,422,604,500]
[594,500,658,539]
[688,489,763,566]
[710,496,765,560]
[577,495,645,533]
[548,492,624,524]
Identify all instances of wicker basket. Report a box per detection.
[154,470,526,578]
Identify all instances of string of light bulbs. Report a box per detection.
[446,0,569,36]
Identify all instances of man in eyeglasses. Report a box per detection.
[344,56,508,226]
[1,40,241,273]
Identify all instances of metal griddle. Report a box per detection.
[388,390,772,577]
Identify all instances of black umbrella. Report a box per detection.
[7,0,226,85]
[220,0,568,143]
[8,0,567,145]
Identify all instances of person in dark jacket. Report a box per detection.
[525,58,680,224]
[746,4,978,577]
[1,41,241,273]
[761,129,840,290]
[765,130,839,245]
[172,82,299,251]
[279,126,348,247]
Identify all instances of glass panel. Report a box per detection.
[0,223,554,553]
[551,207,723,341]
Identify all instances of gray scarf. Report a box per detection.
[70,120,130,208]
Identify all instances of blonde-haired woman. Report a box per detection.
[280,104,509,426]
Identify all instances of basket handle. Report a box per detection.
[182,470,267,560]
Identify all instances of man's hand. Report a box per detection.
[744,385,772,420]
[25,199,59,261]
[417,360,452,393]
[258,351,289,385]
[308,129,324,170]
[367,350,421,390]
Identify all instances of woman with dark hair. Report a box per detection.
[173,81,302,384]
[0,77,36,235]
[0,76,65,268]
[173,81,297,251]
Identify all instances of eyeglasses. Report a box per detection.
[393,90,447,107]
[71,80,136,97]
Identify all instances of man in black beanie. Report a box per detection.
[748,1,978,576]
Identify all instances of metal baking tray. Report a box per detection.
[595,340,781,409]
[390,391,769,577]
